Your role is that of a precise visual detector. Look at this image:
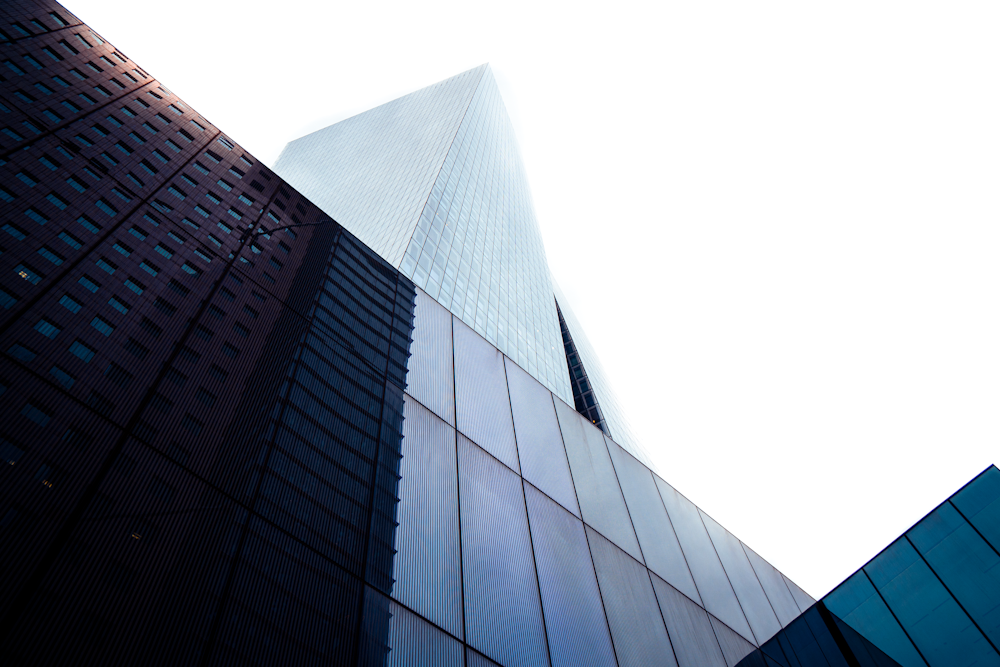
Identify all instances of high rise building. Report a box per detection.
[0,2,996,667]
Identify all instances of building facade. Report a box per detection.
[737,465,1000,667]
[1,2,995,667]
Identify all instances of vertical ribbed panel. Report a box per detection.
[650,574,728,667]
[524,483,617,667]
[607,438,700,604]
[392,395,463,638]
[506,358,579,517]
[387,598,463,667]
[654,475,756,644]
[406,289,455,425]
[216,518,361,667]
[467,647,505,667]
[585,526,677,667]
[710,615,758,667]
[359,588,463,667]
[743,546,801,627]
[701,511,781,644]
[454,319,519,473]
[553,397,642,563]
[458,435,548,667]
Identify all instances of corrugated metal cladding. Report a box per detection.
[0,1,822,666]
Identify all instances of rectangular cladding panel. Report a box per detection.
[523,482,617,667]
[607,437,701,604]
[553,396,643,563]
[457,434,549,667]
[390,395,463,639]
[650,574,728,667]
[586,526,679,667]
[506,356,579,517]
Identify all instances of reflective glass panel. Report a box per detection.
[743,546,802,627]
[701,511,781,644]
[865,538,1000,667]
[654,474,755,643]
[553,397,642,562]
[392,396,462,638]
[274,66,484,266]
[824,571,927,667]
[454,319,519,472]
[406,289,455,425]
[650,573,728,667]
[506,357,579,516]
[524,483,617,667]
[952,466,1000,553]
[458,435,548,667]
[908,502,1000,647]
[586,526,678,667]
[607,438,700,603]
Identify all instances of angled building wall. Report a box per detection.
[276,66,574,419]
[0,2,824,666]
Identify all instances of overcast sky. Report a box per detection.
[65,0,1000,598]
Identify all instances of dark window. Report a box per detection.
[86,391,114,416]
[123,338,149,359]
[8,343,37,362]
[22,402,52,426]
[139,317,162,339]
[105,362,133,387]
[50,365,75,388]
[153,297,176,317]
[166,280,190,297]
[221,343,239,359]
[69,339,96,362]
[34,318,61,339]
[90,316,114,337]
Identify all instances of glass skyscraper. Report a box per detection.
[0,2,996,666]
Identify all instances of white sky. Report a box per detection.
[65,0,1000,598]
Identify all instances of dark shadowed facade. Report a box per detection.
[1,2,997,667]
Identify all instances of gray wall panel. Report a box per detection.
[586,526,678,667]
[742,545,801,627]
[709,615,757,667]
[654,476,755,644]
[393,396,463,638]
[701,511,781,644]
[607,438,700,604]
[458,435,548,667]
[454,319,519,472]
[506,358,579,517]
[524,483,617,667]
[554,397,642,562]
[406,289,455,425]
[650,574,727,667]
